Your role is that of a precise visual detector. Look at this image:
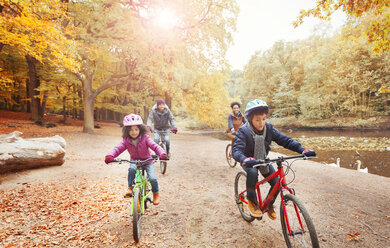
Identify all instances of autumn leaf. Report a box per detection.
[347,232,360,241]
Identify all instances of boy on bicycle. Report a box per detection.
[147,99,177,158]
[232,99,315,219]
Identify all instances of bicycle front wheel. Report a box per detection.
[159,142,167,174]
[234,171,255,222]
[280,194,319,248]
[226,144,237,168]
[132,188,142,243]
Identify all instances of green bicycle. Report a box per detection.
[112,155,158,243]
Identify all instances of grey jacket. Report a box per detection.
[147,104,176,130]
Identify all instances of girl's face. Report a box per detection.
[232,105,240,115]
[251,113,267,131]
[129,125,140,139]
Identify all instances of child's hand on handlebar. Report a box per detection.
[105,155,114,164]
[243,157,257,167]
[171,128,178,134]
[159,153,168,160]
[302,149,316,157]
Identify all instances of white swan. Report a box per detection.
[356,160,368,173]
[328,158,340,168]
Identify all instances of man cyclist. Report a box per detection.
[147,99,177,158]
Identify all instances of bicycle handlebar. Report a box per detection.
[110,155,167,165]
[252,154,313,167]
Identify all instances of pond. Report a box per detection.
[204,129,390,178]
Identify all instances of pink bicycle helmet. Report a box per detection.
[123,114,143,126]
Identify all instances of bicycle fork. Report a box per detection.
[130,181,153,216]
[281,189,305,236]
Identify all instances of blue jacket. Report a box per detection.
[232,122,305,164]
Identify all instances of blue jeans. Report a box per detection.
[154,130,170,153]
[128,163,159,193]
[242,164,279,205]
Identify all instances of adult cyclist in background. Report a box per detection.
[147,99,178,158]
[226,102,246,144]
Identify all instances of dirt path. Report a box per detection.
[1,123,390,247]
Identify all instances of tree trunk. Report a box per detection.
[0,131,66,173]
[83,87,95,133]
[25,55,42,121]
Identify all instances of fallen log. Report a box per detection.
[0,131,66,173]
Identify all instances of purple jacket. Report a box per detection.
[107,134,166,163]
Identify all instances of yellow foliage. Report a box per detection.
[0,0,79,70]
[183,72,232,129]
[295,1,390,53]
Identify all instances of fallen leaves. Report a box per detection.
[0,178,127,247]
[347,232,360,241]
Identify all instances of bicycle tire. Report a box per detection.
[280,194,319,248]
[160,161,167,174]
[226,144,237,168]
[234,171,255,222]
[144,182,150,210]
[132,188,142,243]
[159,142,168,174]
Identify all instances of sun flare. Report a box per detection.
[154,8,178,29]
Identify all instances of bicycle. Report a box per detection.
[110,156,158,243]
[226,143,237,168]
[225,131,237,168]
[154,130,171,174]
[234,154,319,248]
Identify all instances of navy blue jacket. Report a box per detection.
[232,122,305,164]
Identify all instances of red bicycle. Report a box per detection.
[234,154,319,248]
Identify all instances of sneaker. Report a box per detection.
[267,205,277,220]
[248,200,262,217]
[124,187,133,198]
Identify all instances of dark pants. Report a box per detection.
[242,164,279,206]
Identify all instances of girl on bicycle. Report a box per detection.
[232,99,315,219]
[105,113,167,205]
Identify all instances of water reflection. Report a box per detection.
[203,129,390,178]
[276,129,390,178]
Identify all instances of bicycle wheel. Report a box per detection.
[234,171,255,222]
[159,142,167,174]
[280,194,319,248]
[144,182,151,210]
[226,144,237,168]
[132,188,142,243]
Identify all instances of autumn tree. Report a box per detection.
[0,0,77,121]
[295,0,390,53]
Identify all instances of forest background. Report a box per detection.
[0,0,389,133]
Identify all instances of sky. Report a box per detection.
[226,0,347,70]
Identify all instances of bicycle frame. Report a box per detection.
[237,156,306,236]
[130,166,152,216]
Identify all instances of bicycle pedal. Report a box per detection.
[146,197,152,203]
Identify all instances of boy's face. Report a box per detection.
[129,125,140,139]
[158,104,165,113]
[251,113,267,131]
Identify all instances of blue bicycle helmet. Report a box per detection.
[245,99,269,117]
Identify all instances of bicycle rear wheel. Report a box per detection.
[132,188,142,243]
[280,194,319,248]
[159,142,167,174]
[234,171,255,222]
[226,144,237,168]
